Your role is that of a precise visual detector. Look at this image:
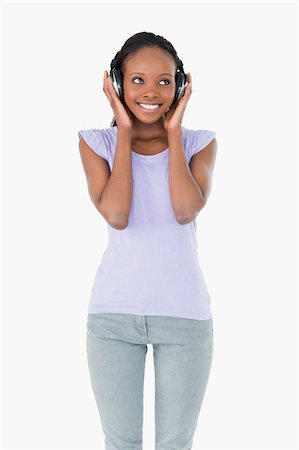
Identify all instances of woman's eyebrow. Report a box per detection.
[129,72,173,77]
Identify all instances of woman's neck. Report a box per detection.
[131,118,167,142]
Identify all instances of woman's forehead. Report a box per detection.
[124,48,176,75]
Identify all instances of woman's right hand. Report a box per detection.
[103,70,133,129]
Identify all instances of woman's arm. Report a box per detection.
[79,127,133,230]
[168,128,218,224]
[97,127,133,229]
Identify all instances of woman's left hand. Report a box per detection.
[163,72,192,132]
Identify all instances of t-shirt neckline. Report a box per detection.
[131,147,169,158]
[112,126,185,159]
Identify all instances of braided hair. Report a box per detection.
[109,31,185,127]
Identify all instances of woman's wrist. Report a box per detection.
[117,125,132,134]
[166,126,182,136]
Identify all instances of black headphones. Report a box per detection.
[109,63,188,126]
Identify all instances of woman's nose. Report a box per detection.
[140,91,160,101]
[140,85,160,96]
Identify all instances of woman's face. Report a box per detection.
[122,47,177,125]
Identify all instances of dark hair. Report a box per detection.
[110,31,185,127]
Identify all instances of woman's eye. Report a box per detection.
[132,77,143,84]
[160,79,170,85]
[132,77,170,85]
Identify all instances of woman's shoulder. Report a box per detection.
[181,126,217,160]
[78,125,116,137]
[78,126,116,146]
[182,125,216,141]
[77,126,117,160]
[181,125,216,135]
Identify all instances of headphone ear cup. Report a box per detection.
[173,72,187,104]
[110,68,124,101]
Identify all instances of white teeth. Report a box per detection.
[139,103,160,110]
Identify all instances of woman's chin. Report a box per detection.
[132,114,165,125]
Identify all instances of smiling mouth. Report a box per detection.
[137,103,162,111]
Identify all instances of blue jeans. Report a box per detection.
[86,313,214,450]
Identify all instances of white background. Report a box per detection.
[1,1,298,449]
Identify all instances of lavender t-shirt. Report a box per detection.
[78,125,216,320]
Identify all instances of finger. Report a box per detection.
[105,72,118,101]
[107,76,119,99]
[104,70,111,88]
[103,70,107,90]
[183,81,192,98]
[103,79,112,103]
[104,70,115,95]
[103,71,111,94]
[187,73,192,94]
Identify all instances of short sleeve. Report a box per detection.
[185,128,216,162]
[78,128,108,160]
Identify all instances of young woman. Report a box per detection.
[78,31,218,450]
